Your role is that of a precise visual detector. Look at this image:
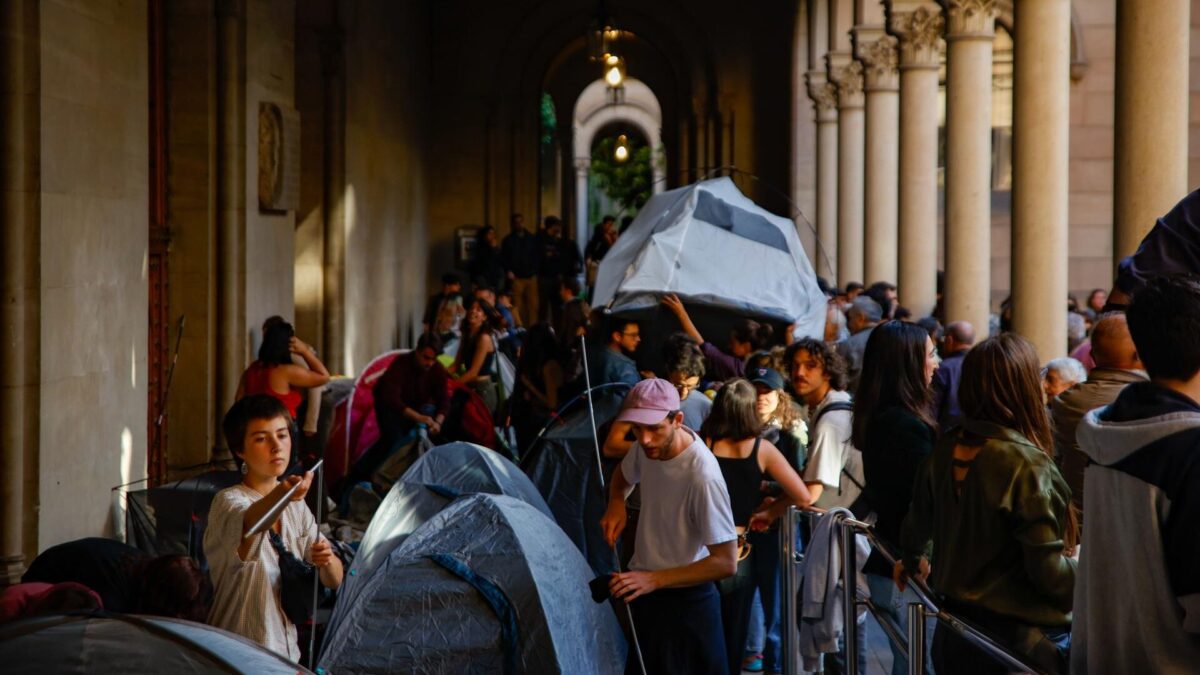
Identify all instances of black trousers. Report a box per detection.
[933,600,1070,675]
[627,583,728,675]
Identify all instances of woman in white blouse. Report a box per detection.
[204,395,343,660]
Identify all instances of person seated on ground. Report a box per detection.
[931,320,975,432]
[510,323,563,449]
[599,379,738,674]
[135,554,214,622]
[236,321,330,422]
[205,396,343,661]
[262,316,323,437]
[662,293,774,381]
[701,379,813,675]
[451,297,504,387]
[1072,275,1200,673]
[899,333,1077,675]
[22,537,148,613]
[433,293,465,345]
[1042,357,1086,401]
[374,332,450,443]
[474,285,515,336]
[0,582,101,623]
[749,366,806,476]
[422,273,462,334]
[837,295,884,392]
[585,316,643,389]
[663,332,712,431]
[1051,313,1146,516]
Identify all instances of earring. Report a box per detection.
[240,463,248,475]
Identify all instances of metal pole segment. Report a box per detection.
[781,506,801,675]
[840,516,858,675]
[907,602,925,675]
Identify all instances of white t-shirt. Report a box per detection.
[803,389,864,510]
[620,428,737,572]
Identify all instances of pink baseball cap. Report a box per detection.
[616,379,682,425]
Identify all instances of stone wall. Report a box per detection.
[341,0,430,371]
[244,0,296,352]
[37,0,148,546]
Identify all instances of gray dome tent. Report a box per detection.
[521,385,630,575]
[325,442,553,643]
[0,613,313,674]
[318,494,625,674]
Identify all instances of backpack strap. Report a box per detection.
[812,400,854,428]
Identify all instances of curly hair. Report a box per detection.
[784,338,848,392]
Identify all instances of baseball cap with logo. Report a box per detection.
[749,367,785,392]
[615,379,681,425]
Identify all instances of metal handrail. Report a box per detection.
[779,507,1052,675]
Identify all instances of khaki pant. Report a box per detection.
[510,276,538,329]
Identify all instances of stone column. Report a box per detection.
[808,73,839,282]
[320,29,345,373]
[574,158,589,247]
[829,56,865,286]
[0,0,40,583]
[1113,0,1190,264]
[889,5,943,318]
[215,0,246,453]
[858,34,900,286]
[1011,0,1070,360]
[942,0,995,335]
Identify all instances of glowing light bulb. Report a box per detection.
[605,65,623,87]
[614,134,629,162]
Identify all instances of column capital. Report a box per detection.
[806,71,840,122]
[858,35,900,91]
[888,5,945,69]
[943,0,997,40]
[827,53,865,110]
[574,157,590,173]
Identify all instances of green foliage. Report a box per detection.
[540,93,557,146]
[591,137,654,213]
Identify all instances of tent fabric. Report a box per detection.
[327,442,553,641]
[592,177,827,340]
[319,494,625,675]
[123,470,242,567]
[521,387,629,576]
[0,612,313,674]
[325,350,406,491]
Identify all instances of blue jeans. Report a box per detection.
[866,573,935,675]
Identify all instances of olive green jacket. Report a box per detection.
[900,420,1076,627]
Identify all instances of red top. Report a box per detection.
[244,361,302,419]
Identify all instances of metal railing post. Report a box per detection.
[781,506,801,675]
[840,516,858,675]
[907,602,926,675]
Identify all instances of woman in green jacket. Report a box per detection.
[899,333,1079,674]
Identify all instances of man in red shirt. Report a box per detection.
[374,333,450,444]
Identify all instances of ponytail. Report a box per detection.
[733,319,774,351]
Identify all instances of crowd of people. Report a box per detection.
[6,205,1199,675]
[590,270,1199,675]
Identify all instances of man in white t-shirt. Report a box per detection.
[600,378,737,675]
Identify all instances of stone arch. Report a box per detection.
[571,78,665,243]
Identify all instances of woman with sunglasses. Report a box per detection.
[700,379,813,675]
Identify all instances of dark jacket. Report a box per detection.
[1050,367,1147,512]
[901,420,1075,628]
[860,405,935,577]
[537,232,582,279]
[1115,187,1200,297]
[374,352,450,439]
[930,350,967,431]
[469,241,505,290]
[500,229,540,279]
[1072,382,1200,672]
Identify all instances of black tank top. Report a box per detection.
[713,436,765,526]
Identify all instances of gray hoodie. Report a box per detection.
[1072,382,1200,674]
